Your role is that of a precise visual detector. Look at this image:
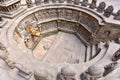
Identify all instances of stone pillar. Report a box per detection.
[103,5,114,17]
[26,0,33,8]
[89,0,97,9]
[114,10,120,20]
[97,2,106,13]
[81,0,88,7]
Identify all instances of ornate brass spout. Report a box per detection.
[27,25,40,37]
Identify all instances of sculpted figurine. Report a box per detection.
[112,48,120,61]
[81,0,88,7]
[74,0,80,5]
[114,10,120,20]
[80,64,105,80]
[89,0,97,9]
[57,66,76,80]
[34,69,53,80]
[26,0,33,8]
[97,2,106,13]
[103,6,114,17]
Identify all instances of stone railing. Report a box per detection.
[25,0,120,21]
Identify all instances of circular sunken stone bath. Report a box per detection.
[13,7,106,64]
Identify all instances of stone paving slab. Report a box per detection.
[43,32,86,63]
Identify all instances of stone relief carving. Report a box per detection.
[103,6,114,17]
[97,2,106,13]
[28,8,98,34]
[58,9,66,18]
[48,9,57,18]
[41,21,57,32]
[72,11,79,21]
[57,66,76,80]
[66,9,73,20]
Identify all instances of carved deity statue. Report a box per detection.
[81,0,88,7]
[67,0,72,4]
[74,0,80,5]
[114,10,120,20]
[97,2,106,13]
[57,66,76,80]
[26,0,33,8]
[89,0,97,9]
[103,6,114,17]
[80,64,105,80]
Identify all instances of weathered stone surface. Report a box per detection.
[26,0,33,8]
[73,0,80,5]
[97,2,106,13]
[44,0,49,4]
[112,48,120,61]
[114,10,120,20]
[104,62,119,76]
[67,0,72,4]
[0,1,120,80]
[81,0,88,7]
[89,0,97,9]
[80,64,105,80]
[58,0,64,3]
[57,66,76,80]
[35,0,42,5]
[103,6,114,17]
[34,69,53,80]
